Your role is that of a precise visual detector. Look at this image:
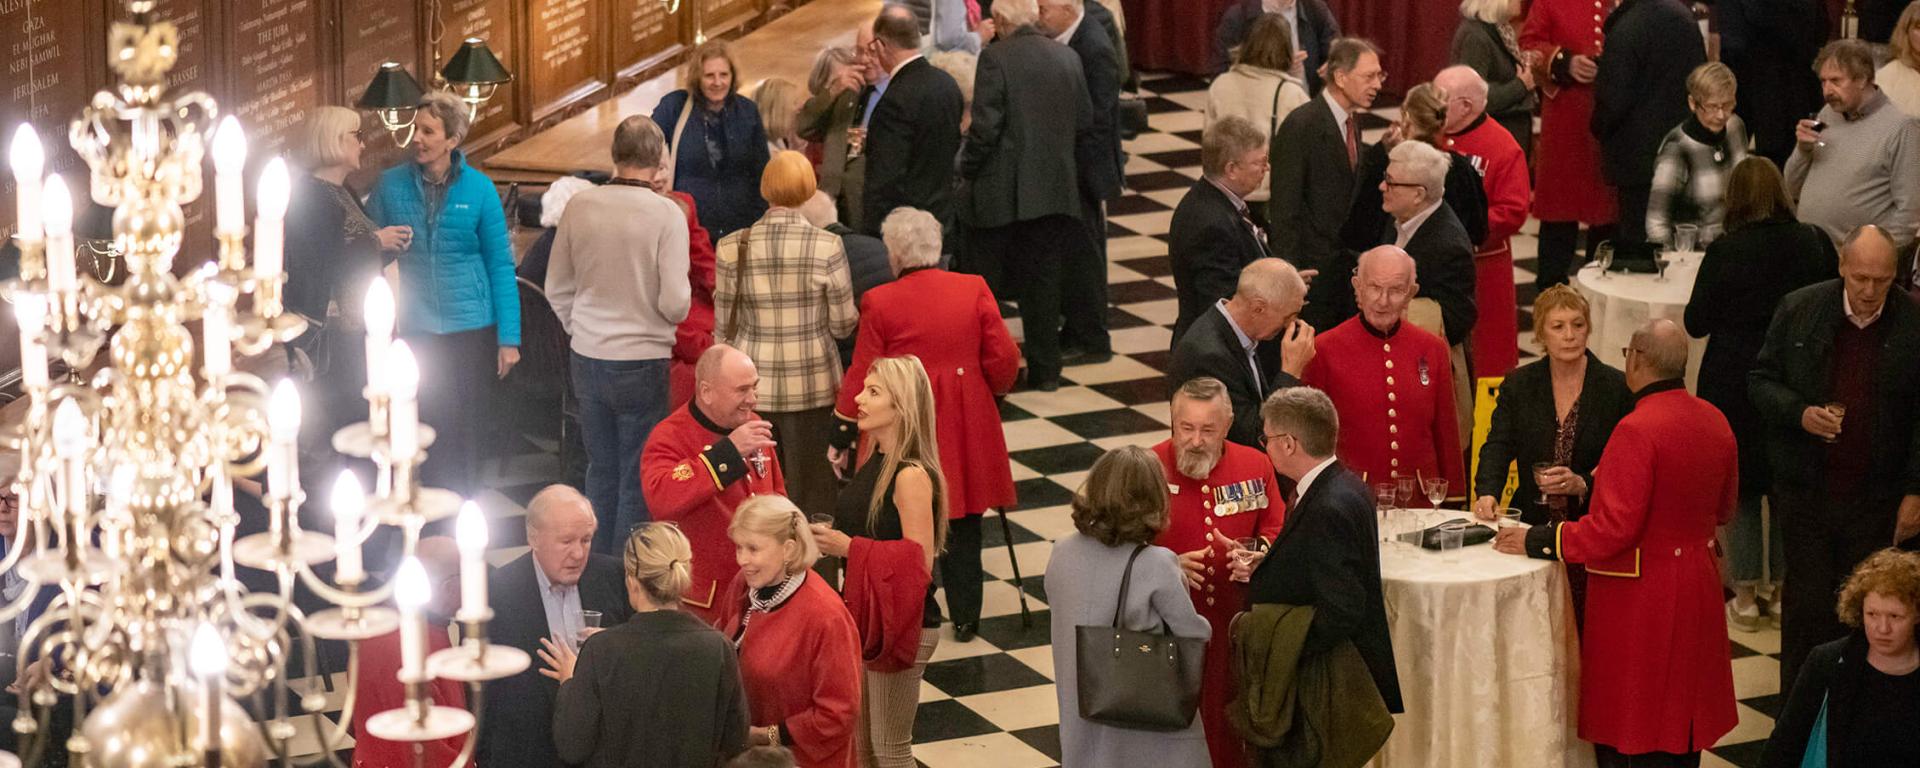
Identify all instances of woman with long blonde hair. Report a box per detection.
[810,355,948,767]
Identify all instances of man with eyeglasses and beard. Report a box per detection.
[1150,377,1285,768]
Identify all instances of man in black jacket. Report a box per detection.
[480,485,635,767]
[963,0,1099,390]
[1041,0,1124,362]
[1235,386,1403,714]
[1384,141,1477,348]
[1750,226,1920,690]
[1212,0,1341,95]
[1169,258,1315,449]
[1591,0,1705,253]
[1170,116,1271,345]
[1270,37,1383,332]
[863,4,966,233]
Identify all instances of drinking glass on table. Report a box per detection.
[1422,477,1448,510]
[1498,507,1525,529]
[1229,536,1262,583]
[1672,224,1698,253]
[1823,402,1847,444]
[1594,242,1615,277]
[1394,476,1417,509]
[1437,522,1468,563]
[1532,462,1557,506]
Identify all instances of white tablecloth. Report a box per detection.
[1372,510,1593,768]
[1571,252,1708,388]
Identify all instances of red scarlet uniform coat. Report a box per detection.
[1524,382,1739,754]
[832,268,1021,517]
[721,573,863,768]
[669,192,718,408]
[1522,0,1618,224]
[1303,317,1465,490]
[1151,439,1285,768]
[1446,115,1533,376]
[641,403,787,625]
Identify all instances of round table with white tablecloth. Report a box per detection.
[1571,252,1709,388]
[1371,509,1593,768]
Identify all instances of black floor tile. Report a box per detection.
[1142,96,1187,114]
[1091,377,1171,406]
[1125,170,1197,192]
[910,698,1003,742]
[1729,640,1762,659]
[1117,254,1172,277]
[1143,148,1202,169]
[1741,692,1783,719]
[998,399,1036,422]
[1107,219,1137,238]
[973,609,1054,650]
[1049,408,1169,440]
[1139,73,1211,94]
[982,515,1047,547]
[1108,194,1172,216]
[1107,279,1178,303]
[1010,725,1063,760]
[1173,129,1206,145]
[1011,573,1048,603]
[1130,349,1173,373]
[1010,441,1107,475]
[921,652,1052,697]
[1012,477,1076,511]
[1709,739,1767,768]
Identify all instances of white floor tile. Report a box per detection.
[980,540,1054,581]
[1109,235,1168,259]
[914,732,1059,768]
[1120,298,1179,326]
[1001,419,1084,452]
[1109,210,1175,237]
[1005,386,1126,418]
[1060,356,1164,385]
[1109,324,1173,355]
[957,684,1061,731]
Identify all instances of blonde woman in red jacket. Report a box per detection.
[812,355,949,768]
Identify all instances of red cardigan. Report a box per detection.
[721,573,862,768]
[350,627,468,768]
[844,536,932,672]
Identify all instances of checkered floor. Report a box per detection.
[275,73,1786,767]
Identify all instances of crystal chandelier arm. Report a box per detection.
[295,559,398,608]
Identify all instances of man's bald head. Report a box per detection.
[1353,246,1418,331]
[1222,258,1307,342]
[1630,319,1690,381]
[1841,225,1899,271]
[695,344,762,429]
[1357,246,1416,283]
[1433,66,1489,134]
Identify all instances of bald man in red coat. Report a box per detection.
[1497,319,1738,768]
[642,345,787,625]
[1437,65,1532,376]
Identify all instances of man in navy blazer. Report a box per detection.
[1270,38,1384,332]
[1213,0,1341,94]
[1170,117,1273,345]
[862,5,966,233]
[479,486,633,767]
[1169,258,1316,449]
[1042,0,1126,361]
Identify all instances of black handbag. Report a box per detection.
[1075,544,1208,731]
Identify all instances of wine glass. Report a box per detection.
[1594,242,1615,279]
[1394,476,1417,510]
[1532,462,1556,506]
[1422,477,1448,510]
[1374,483,1397,543]
[1230,536,1261,583]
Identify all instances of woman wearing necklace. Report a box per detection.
[651,41,772,240]
[722,495,862,768]
[810,356,947,768]
[1645,63,1749,250]
[1764,549,1920,767]
[367,91,521,497]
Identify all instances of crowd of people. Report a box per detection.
[226,0,1920,766]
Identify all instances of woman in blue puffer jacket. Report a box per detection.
[368,91,520,496]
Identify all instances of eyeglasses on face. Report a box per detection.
[1257,432,1293,449]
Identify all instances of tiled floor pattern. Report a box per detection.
[273,73,1781,767]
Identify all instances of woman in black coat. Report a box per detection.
[1341,83,1489,254]
[1684,157,1835,630]
[547,523,751,767]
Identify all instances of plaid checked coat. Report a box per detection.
[715,209,859,412]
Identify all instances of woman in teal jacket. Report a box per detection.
[368,91,520,495]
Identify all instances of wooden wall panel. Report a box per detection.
[225,0,327,159]
[608,0,685,83]
[0,0,97,240]
[526,0,607,121]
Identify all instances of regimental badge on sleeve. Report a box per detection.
[671,463,695,481]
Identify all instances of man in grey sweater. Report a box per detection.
[546,116,693,553]
[1786,39,1920,266]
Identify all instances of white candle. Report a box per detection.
[190,623,227,753]
[13,293,47,391]
[395,557,431,679]
[203,282,233,378]
[455,501,489,618]
[10,126,43,245]
[267,380,301,498]
[329,472,365,584]
[211,117,247,236]
[387,341,420,461]
[42,174,73,293]
[52,399,86,524]
[253,158,289,280]
[363,278,394,398]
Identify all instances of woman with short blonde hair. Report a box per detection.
[549,522,754,766]
[723,495,862,767]
[752,77,806,152]
[1645,62,1748,246]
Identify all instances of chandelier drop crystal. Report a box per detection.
[2,2,526,765]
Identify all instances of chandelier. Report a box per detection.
[1,1,527,765]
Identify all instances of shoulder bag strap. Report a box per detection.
[666,95,694,192]
[723,225,752,342]
[1109,544,1149,628]
[1271,78,1286,138]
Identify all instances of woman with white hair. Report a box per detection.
[827,207,1020,643]
[1450,0,1536,158]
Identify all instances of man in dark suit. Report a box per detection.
[1383,141,1477,348]
[1212,0,1341,94]
[1236,386,1403,715]
[1270,38,1384,332]
[481,485,634,767]
[1170,116,1271,344]
[1749,226,1920,690]
[1041,0,1124,362]
[863,4,966,233]
[963,0,1099,391]
[1169,258,1315,449]
[797,40,877,231]
[1591,0,1704,253]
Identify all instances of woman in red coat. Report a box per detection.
[669,191,718,408]
[828,208,1020,641]
[1522,0,1617,292]
[722,494,863,768]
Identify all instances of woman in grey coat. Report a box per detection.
[1048,446,1213,767]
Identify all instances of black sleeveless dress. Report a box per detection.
[835,452,942,628]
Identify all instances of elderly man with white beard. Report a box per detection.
[1150,376,1286,768]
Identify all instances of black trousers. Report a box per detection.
[405,326,498,498]
[1777,490,1897,690]
[1614,182,1653,250]
[973,214,1104,383]
[1061,196,1112,356]
[938,514,985,626]
[1535,220,1616,291]
[1595,745,1700,768]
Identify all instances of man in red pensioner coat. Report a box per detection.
[1153,376,1285,768]
[1436,65,1532,377]
[1302,247,1464,493]
[1523,0,1619,291]
[1496,318,1738,768]
[641,344,787,626]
